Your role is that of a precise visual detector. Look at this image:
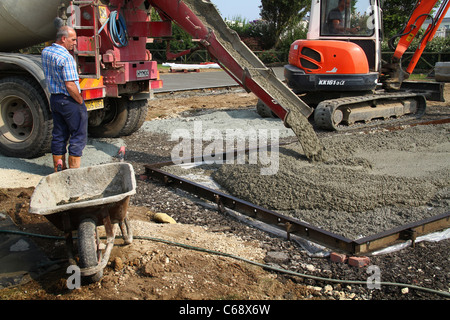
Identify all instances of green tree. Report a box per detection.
[259,0,309,48]
[381,0,431,38]
[146,8,195,60]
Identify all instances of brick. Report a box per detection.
[348,256,370,268]
[330,252,347,263]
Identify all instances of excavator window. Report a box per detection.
[321,0,375,36]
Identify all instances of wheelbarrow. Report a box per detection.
[29,163,136,282]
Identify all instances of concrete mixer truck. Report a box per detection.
[0,0,166,158]
[0,0,323,160]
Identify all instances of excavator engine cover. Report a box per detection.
[285,40,378,94]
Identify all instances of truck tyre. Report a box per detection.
[77,218,103,283]
[0,76,52,158]
[88,97,127,138]
[119,99,148,136]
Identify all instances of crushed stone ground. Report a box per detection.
[150,104,449,240]
[0,86,449,301]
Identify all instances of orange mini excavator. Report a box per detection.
[281,0,449,130]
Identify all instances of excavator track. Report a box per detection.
[314,92,427,131]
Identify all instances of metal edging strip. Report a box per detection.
[143,147,450,255]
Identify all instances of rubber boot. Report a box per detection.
[53,154,67,172]
[68,155,81,169]
[61,154,67,170]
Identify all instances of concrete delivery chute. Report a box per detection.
[149,0,324,160]
[0,0,324,161]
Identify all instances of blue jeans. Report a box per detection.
[50,94,88,157]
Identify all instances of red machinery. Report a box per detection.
[384,0,450,89]
[0,0,323,159]
[72,0,318,151]
[69,0,172,138]
[147,0,323,158]
[1,0,447,158]
[0,0,329,160]
[283,0,449,130]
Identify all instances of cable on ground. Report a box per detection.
[1,229,448,298]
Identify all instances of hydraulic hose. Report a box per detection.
[1,229,449,298]
[107,11,128,48]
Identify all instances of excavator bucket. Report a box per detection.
[150,0,325,161]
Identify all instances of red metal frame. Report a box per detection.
[74,0,170,100]
[393,0,447,61]
[404,0,450,74]
[148,0,290,120]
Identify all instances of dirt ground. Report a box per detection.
[146,89,259,121]
[0,89,316,301]
[0,181,315,301]
[0,83,449,303]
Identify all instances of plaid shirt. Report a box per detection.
[41,43,80,96]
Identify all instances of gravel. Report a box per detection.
[140,108,295,138]
[123,105,450,300]
[138,107,450,239]
[0,137,124,188]
[1,92,448,300]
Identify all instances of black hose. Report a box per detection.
[1,229,448,298]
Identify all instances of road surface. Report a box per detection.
[155,67,285,93]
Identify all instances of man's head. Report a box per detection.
[56,26,77,51]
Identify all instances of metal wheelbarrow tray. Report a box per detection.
[29,163,136,282]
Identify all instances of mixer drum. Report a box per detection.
[0,0,68,51]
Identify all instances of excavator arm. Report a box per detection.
[384,0,450,90]
[148,0,325,160]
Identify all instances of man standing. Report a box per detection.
[42,25,87,171]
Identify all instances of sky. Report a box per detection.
[211,0,450,21]
[211,0,449,21]
[212,0,262,21]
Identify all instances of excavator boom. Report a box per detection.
[386,0,450,88]
[404,0,450,74]
[148,0,325,160]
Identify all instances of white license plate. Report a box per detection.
[137,69,149,78]
[85,99,104,111]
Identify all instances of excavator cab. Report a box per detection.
[319,0,377,37]
[285,0,382,96]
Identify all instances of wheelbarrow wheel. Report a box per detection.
[78,218,103,283]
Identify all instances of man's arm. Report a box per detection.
[331,19,343,32]
[331,19,359,34]
[65,81,84,105]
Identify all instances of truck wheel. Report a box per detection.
[0,76,52,158]
[88,97,127,138]
[119,99,148,136]
[77,218,103,283]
